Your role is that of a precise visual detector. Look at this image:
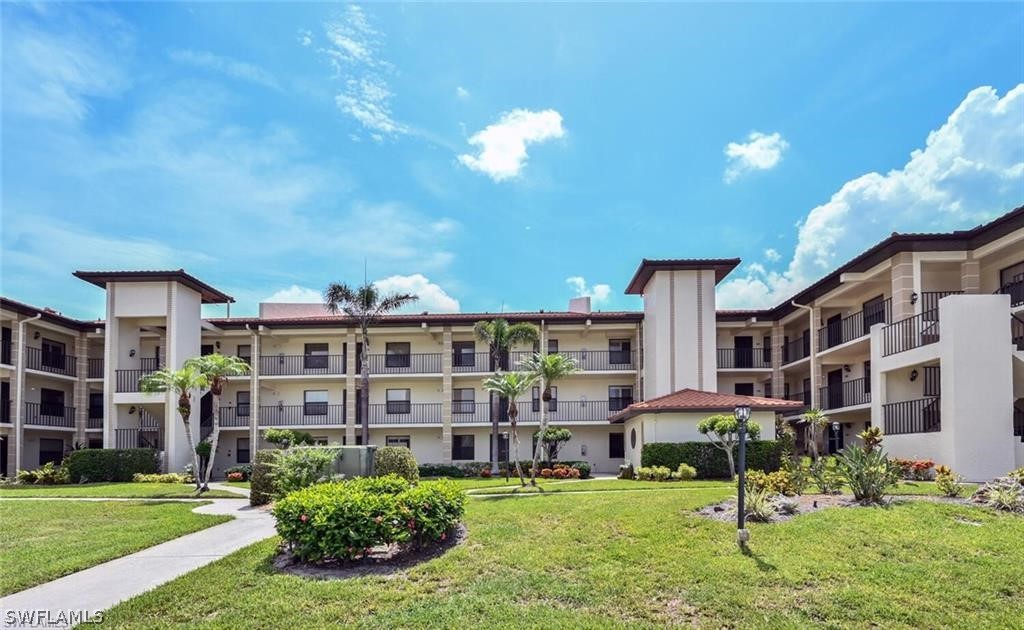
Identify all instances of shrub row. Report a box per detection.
[273,475,466,562]
[417,460,592,479]
[65,448,160,483]
[132,472,189,484]
[641,441,781,479]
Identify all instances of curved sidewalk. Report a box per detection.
[0,498,274,629]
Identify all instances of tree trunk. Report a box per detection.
[201,389,221,492]
[807,425,819,461]
[361,325,370,446]
[489,347,501,475]
[725,441,736,479]
[181,417,202,492]
[530,376,548,486]
[509,403,526,486]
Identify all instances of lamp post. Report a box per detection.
[502,431,510,482]
[734,404,752,547]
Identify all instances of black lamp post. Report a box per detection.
[502,431,510,482]
[735,404,752,547]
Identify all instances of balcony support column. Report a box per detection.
[635,322,644,401]
[10,320,26,475]
[249,331,260,451]
[73,334,89,444]
[960,259,981,295]
[890,252,915,321]
[770,323,783,399]
[809,306,822,410]
[441,327,453,464]
[345,331,357,445]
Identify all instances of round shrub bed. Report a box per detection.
[273,475,466,564]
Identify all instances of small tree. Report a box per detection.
[482,371,537,486]
[264,428,314,449]
[534,427,572,462]
[696,414,761,479]
[139,365,209,492]
[186,353,249,489]
[519,352,578,484]
[801,408,830,461]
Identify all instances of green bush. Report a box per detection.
[641,441,782,479]
[743,489,777,522]
[934,465,965,498]
[225,464,252,481]
[809,457,843,494]
[674,463,697,481]
[250,450,281,506]
[618,463,634,480]
[264,428,315,448]
[838,445,899,503]
[132,472,188,484]
[745,469,801,496]
[419,464,465,478]
[636,465,672,481]
[375,446,419,483]
[272,447,342,499]
[273,475,466,562]
[16,462,69,485]
[64,449,159,483]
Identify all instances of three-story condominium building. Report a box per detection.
[1,205,1022,480]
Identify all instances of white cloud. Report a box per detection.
[297,29,313,47]
[263,285,323,303]
[317,5,405,140]
[723,131,789,183]
[374,274,460,313]
[455,86,470,99]
[169,49,280,90]
[566,276,612,304]
[458,109,565,181]
[764,248,781,263]
[717,84,1024,308]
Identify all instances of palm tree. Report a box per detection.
[802,408,831,461]
[324,282,418,445]
[519,352,578,485]
[139,365,209,492]
[482,371,537,486]
[186,353,250,489]
[473,319,540,473]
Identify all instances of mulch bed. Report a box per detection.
[695,494,973,524]
[273,524,469,580]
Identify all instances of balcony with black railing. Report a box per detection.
[366,353,442,375]
[451,401,493,423]
[509,350,636,372]
[218,405,251,428]
[259,354,346,377]
[1,339,11,365]
[24,346,77,377]
[717,347,771,369]
[87,404,103,429]
[517,399,619,424]
[115,428,161,450]
[883,397,941,435]
[87,358,104,379]
[259,403,345,427]
[781,336,811,365]
[818,377,870,411]
[920,291,963,315]
[115,360,162,393]
[882,310,940,356]
[783,390,811,415]
[997,279,1024,308]
[24,402,75,428]
[452,352,500,373]
[362,402,443,425]
[1012,314,1024,352]
[818,299,891,352]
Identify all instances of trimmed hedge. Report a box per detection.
[64,448,159,483]
[418,460,593,479]
[641,441,782,479]
[375,446,419,482]
[250,449,281,506]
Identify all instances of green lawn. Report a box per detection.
[470,478,732,494]
[99,488,1023,628]
[223,481,251,489]
[0,500,231,595]
[0,483,240,499]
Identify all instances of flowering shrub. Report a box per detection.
[891,458,935,481]
[549,464,581,479]
[636,466,672,481]
[273,475,466,562]
[133,472,189,484]
[539,468,553,478]
[934,465,965,498]
[226,472,245,482]
[745,469,800,496]
[479,468,492,478]
[225,465,252,481]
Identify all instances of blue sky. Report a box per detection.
[2,2,1022,320]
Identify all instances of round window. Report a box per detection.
[630,428,637,449]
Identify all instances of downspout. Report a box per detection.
[790,299,818,411]
[14,314,42,472]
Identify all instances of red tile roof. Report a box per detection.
[209,310,644,329]
[609,388,803,423]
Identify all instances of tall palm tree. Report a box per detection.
[139,365,209,492]
[473,319,539,473]
[186,353,250,489]
[801,408,831,461]
[324,282,418,445]
[482,371,537,486]
[519,352,578,485]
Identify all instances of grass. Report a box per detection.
[99,488,1024,628]
[0,483,240,499]
[0,500,231,595]
[469,478,732,494]
[223,481,251,489]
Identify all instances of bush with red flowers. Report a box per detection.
[891,458,936,481]
[226,471,245,482]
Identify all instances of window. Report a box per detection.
[762,336,772,364]
[609,339,632,364]
[40,388,64,416]
[863,361,872,394]
[490,433,509,461]
[532,339,560,354]
[532,386,556,412]
[41,338,66,370]
[236,438,250,464]
[630,428,637,449]
[304,390,328,416]
[386,389,411,414]
[862,295,887,331]
[609,432,625,459]
[452,388,475,414]
[452,341,476,367]
[386,435,411,448]
[304,343,329,369]
[312,436,329,446]
[734,383,754,396]
[88,392,103,419]
[802,378,812,405]
[201,344,215,356]
[343,434,364,446]
[608,386,634,412]
[764,382,773,399]
[88,438,103,449]
[452,434,475,460]
[39,438,64,466]
[237,391,250,417]
[784,382,791,399]
[236,344,252,364]
[385,342,411,368]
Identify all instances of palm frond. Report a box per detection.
[473,320,498,345]
[519,352,579,381]
[374,292,418,316]
[506,323,540,346]
[323,282,356,315]
[482,371,537,400]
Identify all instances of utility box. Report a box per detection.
[335,445,377,478]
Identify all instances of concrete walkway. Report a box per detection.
[0,498,275,629]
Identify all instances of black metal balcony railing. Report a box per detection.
[451,401,492,423]
[88,358,104,379]
[784,390,812,415]
[365,402,442,425]
[259,354,346,376]
[782,336,810,365]
[882,310,940,356]
[923,366,941,398]
[452,352,498,373]
[24,346,77,377]
[218,405,251,427]
[1012,314,1024,352]
[24,402,75,428]
[516,399,618,424]
[115,365,161,393]
[818,377,871,411]
[366,353,442,375]
[1014,402,1023,440]
[818,298,892,352]
[920,291,964,316]
[115,428,161,450]
[259,404,345,427]
[507,350,635,372]
[717,347,771,369]
[997,279,1024,308]
[87,415,103,429]
[884,397,941,435]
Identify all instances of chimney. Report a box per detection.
[568,296,591,314]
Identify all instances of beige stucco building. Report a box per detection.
[1,205,1022,480]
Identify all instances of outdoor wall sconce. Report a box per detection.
[843,364,851,373]
[128,406,137,415]
[910,369,919,382]
[33,331,40,340]
[910,292,919,305]
[215,341,221,350]
[129,349,136,357]
[831,421,841,433]
[581,444,588,456]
